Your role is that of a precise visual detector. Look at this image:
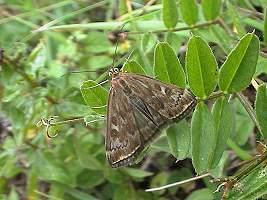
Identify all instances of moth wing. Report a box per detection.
[106,73,196,168]
[124,73,196,121]
[106,85,169,167]
[106,87,142,167]
[127,95,170,145]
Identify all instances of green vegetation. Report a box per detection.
[0,0,267,199]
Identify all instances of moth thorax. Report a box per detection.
[109,68,120,77]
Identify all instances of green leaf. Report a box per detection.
[76,169,105,189]
[186,188,214,200]
[104,167,127,184]
[233,100,254,146]
[0,154,20,178]
[56,101,89,117]
[180,0,198,25]
[191,102,216,173]
[185,36,218,99]
[154,42,186,88]
[27,42,46,74]
[150,172,169,195]
[255,84,267,139]
[119,0,127,15]
[73,134,103,170]
[227,3,246,37]
[167,168,192,185]
[80,80,108,115]
[35,151,75,186]
[227,164,267,199]
[256,56,267,76]
[26,168,38,199]
[210,152,229,178]
[208,25,232,53]
[84,31,112,53]
[243,18,264,32]
[122,168,153,179]
[211,97,233,168]
[49,182,65,199]
[152,135,171,154]
[219,33,260,93]
[88,55,113,69]
[166,120,191,160]
[162,0,178,29]
[122,60,146,75]
[66,188,99,200]
[142,33,157,53]
[201,0,222,21]
[166,32,182,52]
[8,187,19,200]
[114,184,136,200]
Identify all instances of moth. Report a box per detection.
[106,68,196,168]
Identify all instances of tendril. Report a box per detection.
[37,116,59,138]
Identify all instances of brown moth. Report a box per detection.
[106,68,196,168]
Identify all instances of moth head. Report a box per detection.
[108,68,120,77]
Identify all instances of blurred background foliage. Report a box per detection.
[0,0,266,199]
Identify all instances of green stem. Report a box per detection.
[0,1,72,24]
[227,138,252,160]
[49,117,84,126]
[236,92,262,135]
[128,19,220,35]
[34,1,108,32]
[37,19,220,34]
[204,91,225,101]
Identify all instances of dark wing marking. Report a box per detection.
[123,73,196,122]
[106,87,142,167]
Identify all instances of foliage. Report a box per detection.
[0,0,267,200]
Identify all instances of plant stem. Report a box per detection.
[236,92,262,135]
[128,19,220,35]
[41,19,220,34]
[204,91,225,101]
[49,117,84,126]
[145,173,211,192]
[227,139,252,160]
[34,1,108,32]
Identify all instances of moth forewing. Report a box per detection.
[106,69,196,167]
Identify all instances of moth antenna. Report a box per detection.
[111,22,129,70]
[120,49,135,73]
[82,79,109,90]
[61,69,105,77]
[124,49,135,63]
[111,37,120,69]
